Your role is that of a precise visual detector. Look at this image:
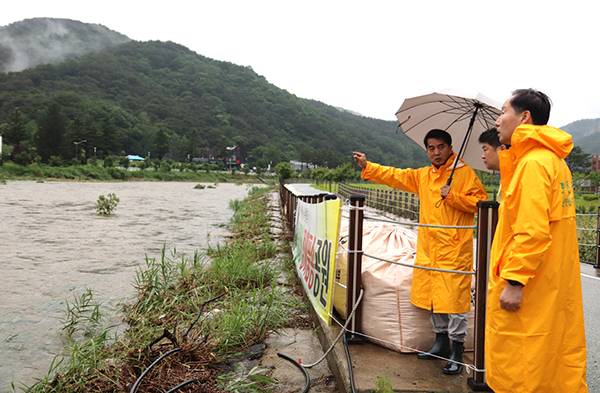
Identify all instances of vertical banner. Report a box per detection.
[292,198,342,325]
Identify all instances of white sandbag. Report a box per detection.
[335,218,474,353]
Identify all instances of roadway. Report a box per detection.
[581,263,600,392]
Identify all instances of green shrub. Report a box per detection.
[13,151,31,166]
[1,161,26,175]
[103,156,115,168]
[95,193,120,215]
[24,163,44,177]
[119,156,130,169]
[159,160,171,173]
[49,155,64,167]
[106,167,126,180]
[582,194,600,201]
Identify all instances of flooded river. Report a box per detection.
[0,180,252,389]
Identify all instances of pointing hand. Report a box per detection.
[353,152,367,169]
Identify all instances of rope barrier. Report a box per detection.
[338,243,476,275]
[326,311,485,374]
[344,200,474,229]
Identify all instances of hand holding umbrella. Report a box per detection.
[440,185,451,198]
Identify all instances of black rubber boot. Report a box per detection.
[443,341,464,375]
[418,333,450,360]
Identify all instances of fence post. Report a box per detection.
[290,192,297,233]
[467,201,499,392]
[384,190,389,213]
[596,207,600,269]
[346,195,365,344]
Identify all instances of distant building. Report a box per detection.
[290,160,316,172]
[588,155,600,194]
[191,147,240,167]
[592,154,600,172]
[126,155,145,161]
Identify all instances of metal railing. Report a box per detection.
[338,183,420,221]
[576,208,600,267]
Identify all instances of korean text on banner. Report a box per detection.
[292,198,342,325]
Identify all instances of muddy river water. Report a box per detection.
[0,180,252,389]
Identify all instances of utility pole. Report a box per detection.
[74,140,87,162]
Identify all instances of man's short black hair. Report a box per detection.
[479,128,503,149]
[510,89,552,126]
[424,129,452,148]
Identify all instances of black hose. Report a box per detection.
[130,347,182,393]
[342,334,357,393]
[165,378,198,393]
[277,353,310,393]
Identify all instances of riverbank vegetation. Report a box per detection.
[0,161,274,183]
[19,186,307,393]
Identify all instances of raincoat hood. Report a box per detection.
[510,124,573,159]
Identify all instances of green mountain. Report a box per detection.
[0,18,130,73]
[562,118,600,155]
[0,19,428,169]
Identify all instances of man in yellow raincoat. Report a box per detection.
[353,129,488,375]
[486,89,588,392]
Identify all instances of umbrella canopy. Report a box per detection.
[126,155,145,161]
[396,90,502,173]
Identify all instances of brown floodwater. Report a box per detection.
[0,180,252,389]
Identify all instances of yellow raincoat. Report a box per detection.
[486,124,587,392]
[362,154,487,313]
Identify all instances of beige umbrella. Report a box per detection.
[396,90,502,179]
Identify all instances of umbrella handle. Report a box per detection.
[435,177,453,208]
[435,198,444,208]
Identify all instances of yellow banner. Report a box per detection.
[292,198,341,325]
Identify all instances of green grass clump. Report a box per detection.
[372,373,394,393]
[95,193,120,215]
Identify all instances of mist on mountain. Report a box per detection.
[0,18,130,73]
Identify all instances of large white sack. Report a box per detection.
[335,218,474,353]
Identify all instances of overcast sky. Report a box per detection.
[1,0,598,128]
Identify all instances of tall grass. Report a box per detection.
[25,290,118,393]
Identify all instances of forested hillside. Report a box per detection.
[562,118,600,155]
[0,27,428,170]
